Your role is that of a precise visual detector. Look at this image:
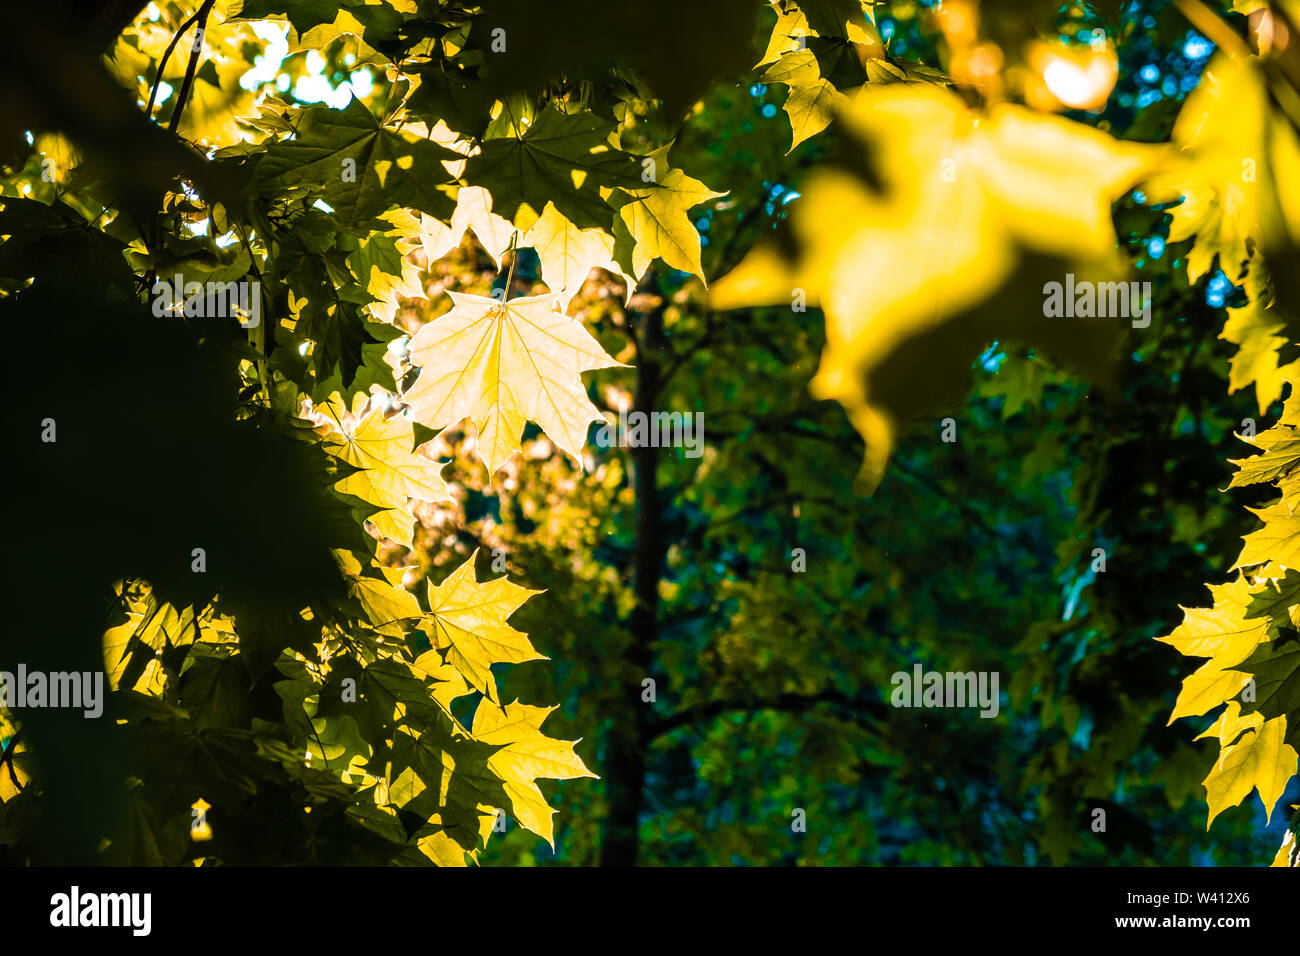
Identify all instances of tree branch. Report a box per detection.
[168,0,218,135]
[145,4,209,122]
[648,690,886,740]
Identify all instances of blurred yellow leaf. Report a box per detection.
[713,84,1155,489]
[1024,40,1118,111]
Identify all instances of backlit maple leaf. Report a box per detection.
[403,291,625,474]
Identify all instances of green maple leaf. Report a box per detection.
[390,721,505,850]
[1235,633,1300,750]
[461,0,761,120]
[405,67,494,140]
[464,104,642,229]
[179,651,251,731]
[306,714,374,784]
[253,97,457,229]
[0,198,131,289]
[346,231,405,303]
[978,354,1063,420]
[361,657,454,728]
[234,0,343,35]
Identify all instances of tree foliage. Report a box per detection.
[3,0,1300,868]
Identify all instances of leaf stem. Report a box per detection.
[502,232,520,302]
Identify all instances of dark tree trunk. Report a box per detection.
[599,288,664,866]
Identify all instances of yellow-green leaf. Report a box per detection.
[320,391,450,546]
[1203,716,1298,827]
[523,201,630,312]
[611,149,725,283]
[472,699,597,846]
[713,83,1155,490]
[761,51,849,152]
[423,553,545,702]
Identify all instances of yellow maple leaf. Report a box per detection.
[472,699,597,847]
[762,49,851,152]
[1228,389,1300,485]
[1142,53,1280,284]
[755,0,885,67]
[0,733,29,803]
[101,585,171,696]
[523,201,631,312]
[319,391,450,547]
[1194,700,1264,745]
[420,185,517,268]
[1169,661,1253,724]
[1157,577,1273,670]
[612,148,726,282]
[1203,715,1298,828]
[362,247,427,326]
[416,829,472,866]
[403,291,625,474]
[1272,818,1300,866]
[1217,253,1300,414]
[1234,502,1300,572]
[423,553,546,702]
[412,649,473,711]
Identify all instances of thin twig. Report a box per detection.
[502,232,520,300]
[145,5,206,122]
[168,0,218,135]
